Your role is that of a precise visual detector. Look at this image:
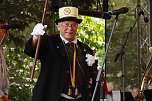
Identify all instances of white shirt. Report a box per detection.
[60,34,77,44]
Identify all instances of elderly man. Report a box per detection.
[24,6,99,101]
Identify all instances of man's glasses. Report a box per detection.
[60,23,78,28]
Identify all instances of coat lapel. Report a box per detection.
[54,34,67,57]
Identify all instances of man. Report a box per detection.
[24,6,99,101]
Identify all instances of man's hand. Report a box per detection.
[31,23,47,39]
[31,23,47,47]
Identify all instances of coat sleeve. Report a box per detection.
[24,35,49,59]
[81,43,100,100]
[24,37,36,58]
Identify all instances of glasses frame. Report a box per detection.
[59,23,78,29]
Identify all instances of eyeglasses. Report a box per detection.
[60,23,78,28]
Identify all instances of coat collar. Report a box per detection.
[60,34,77,44]
[54,34,89,57]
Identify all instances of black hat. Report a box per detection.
[55,6,82,24]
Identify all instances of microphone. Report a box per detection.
[0,23,20,30]
[78,9,112,19]
[138,10,149,23]
[106,7,129,16]
[79,7,128,19]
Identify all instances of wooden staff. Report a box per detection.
[30,0,49,80]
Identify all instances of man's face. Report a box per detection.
[58,21,78,41]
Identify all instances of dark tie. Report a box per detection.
[66,42,75,57]
[66,42,74,48]
[65,42,75,67]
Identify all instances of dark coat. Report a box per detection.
[24,34,99,101]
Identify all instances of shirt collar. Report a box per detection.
[60,34,77,44]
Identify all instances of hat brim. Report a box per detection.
[55,17,82,24]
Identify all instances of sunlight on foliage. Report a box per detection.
[77,16,105,68]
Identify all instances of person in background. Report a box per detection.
[24,5,99,101]
[0,23,9,101]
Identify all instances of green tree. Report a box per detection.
[0,0,148,100]
[1,1,105,100]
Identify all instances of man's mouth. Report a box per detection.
[65,31,74,34]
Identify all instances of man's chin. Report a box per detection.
[66,37,75,41]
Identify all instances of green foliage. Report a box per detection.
[3,36,34,100]
[1,2,106,100]
[0,0,149,100]
[77,16,105,65]
[106,0,149,91]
